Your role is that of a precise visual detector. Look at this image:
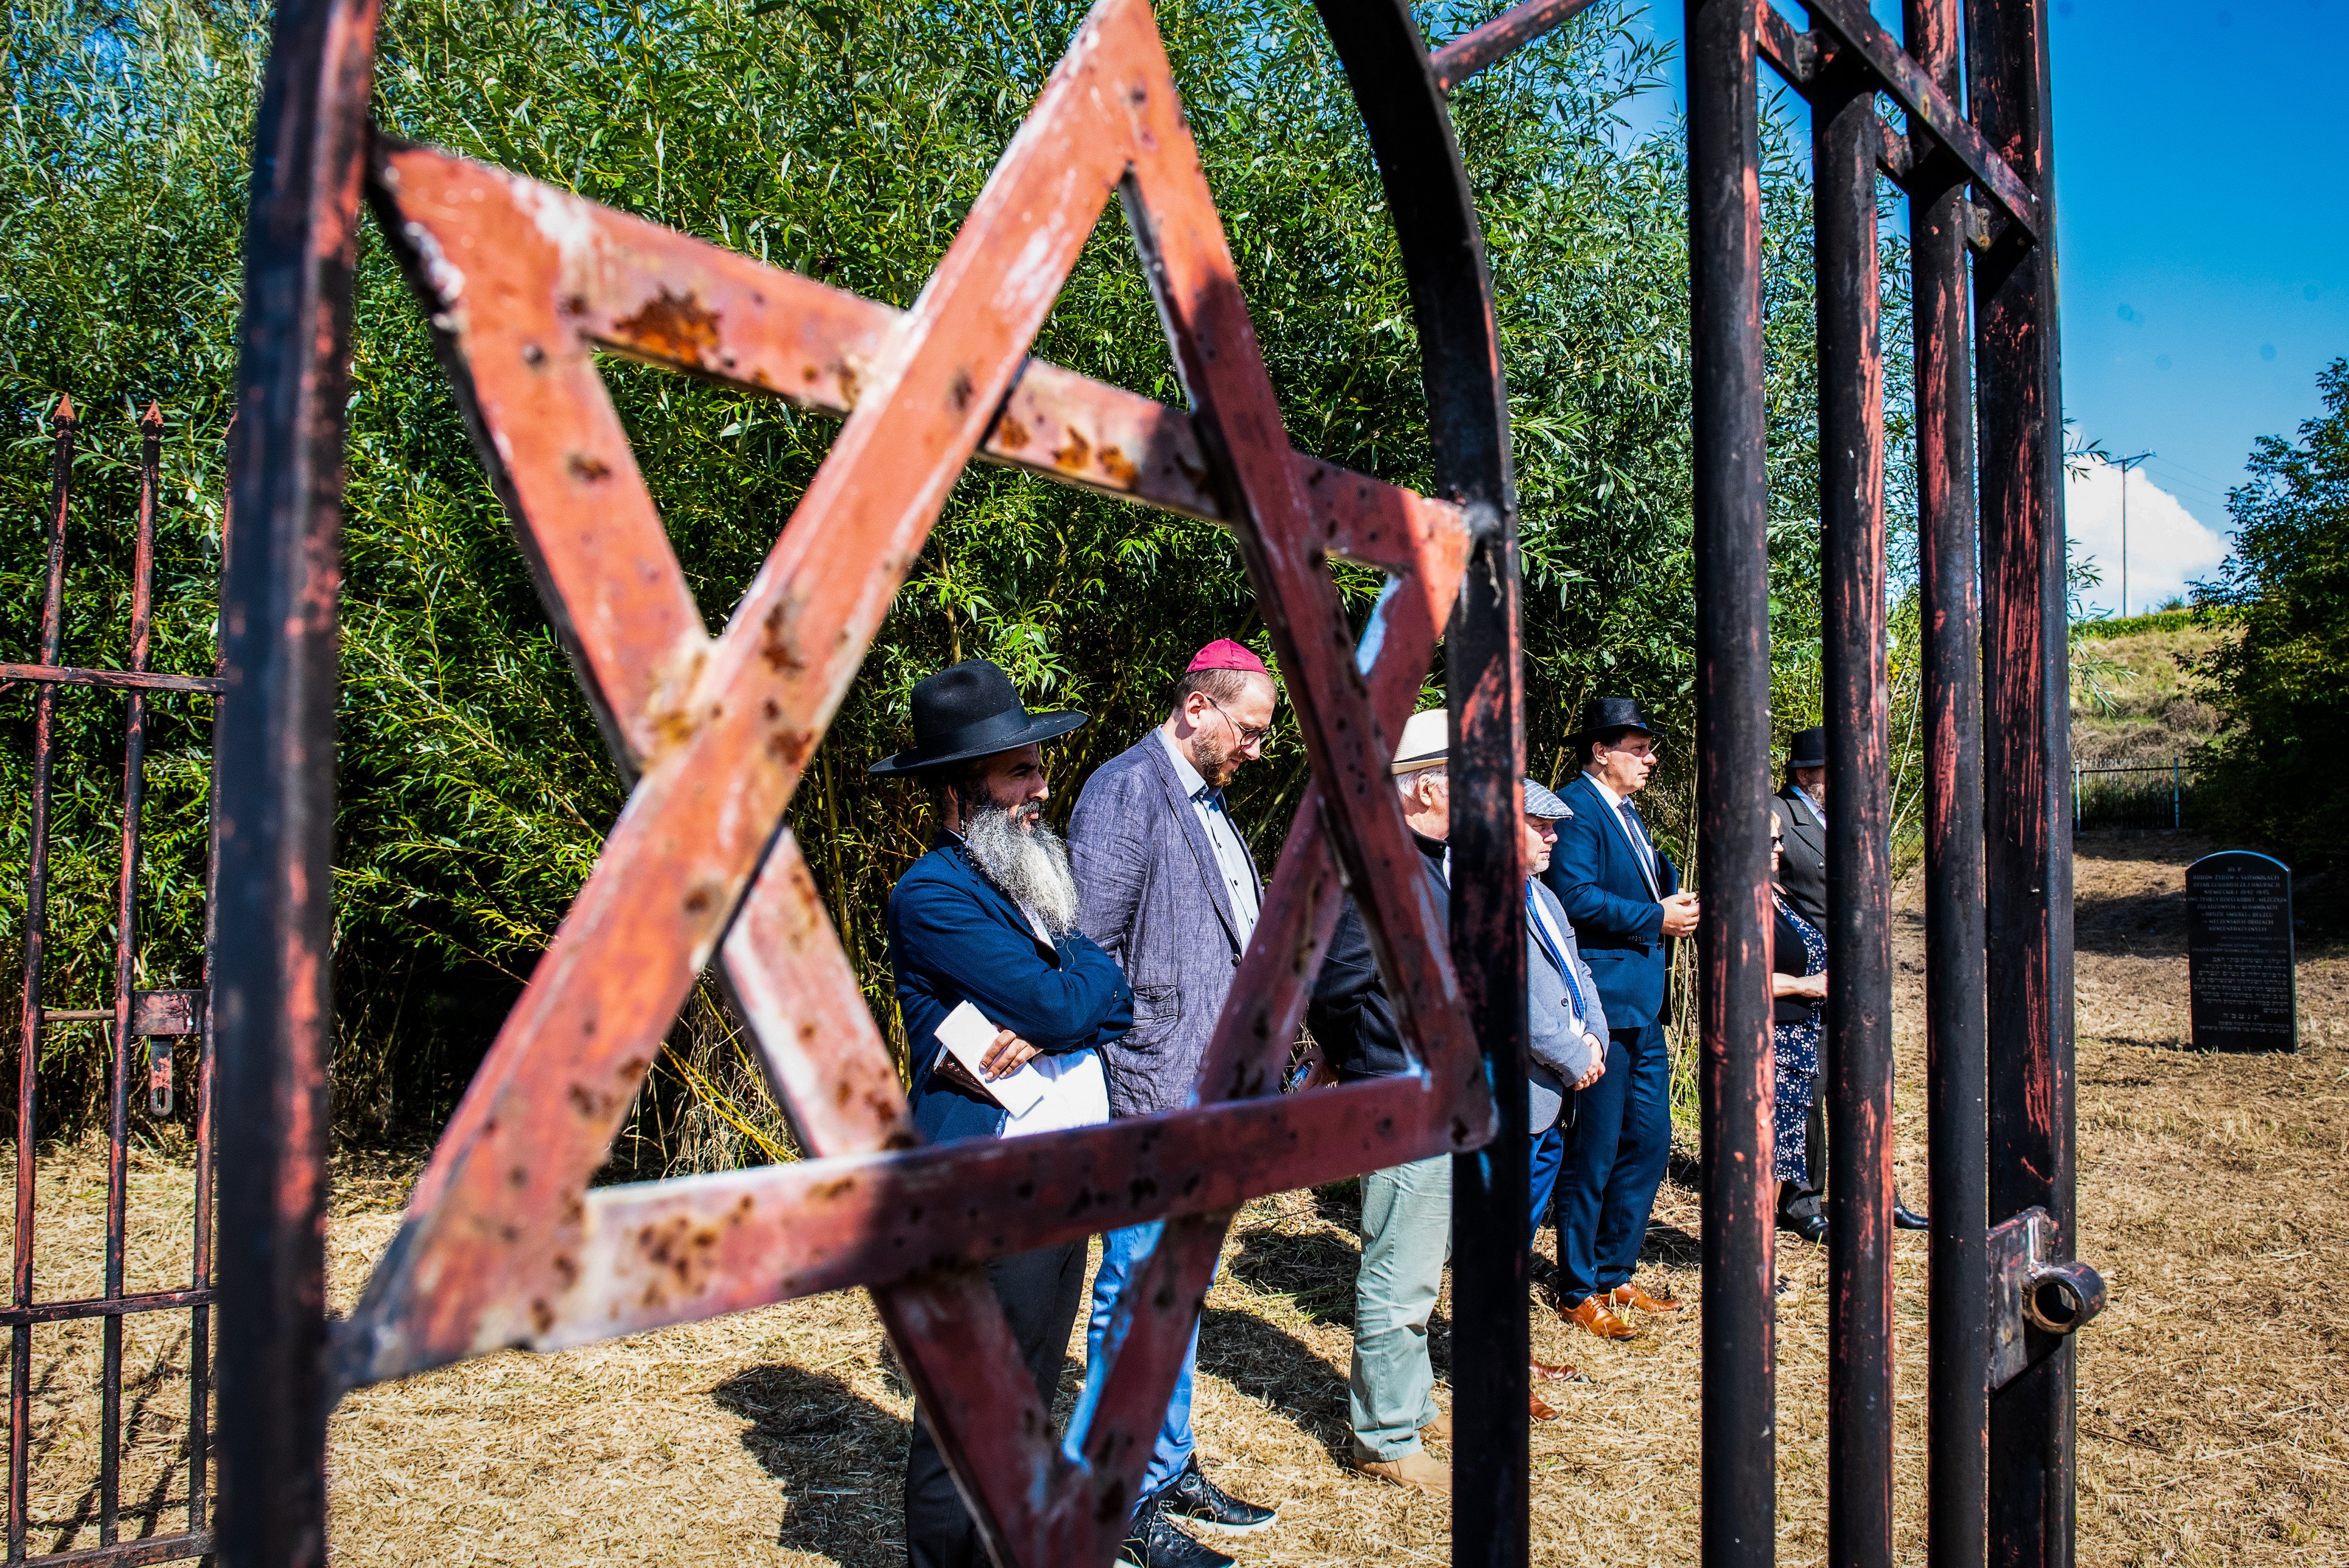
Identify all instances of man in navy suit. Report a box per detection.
[1540,697,1699,1339]
[874,658,1133,1568]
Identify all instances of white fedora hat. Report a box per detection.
[1390,708,1450,775]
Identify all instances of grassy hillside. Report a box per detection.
[2070,613,2237,768]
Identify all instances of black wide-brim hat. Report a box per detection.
[1785,725,1827,770]
[868,658,1087,775]
[1569,695,1655,745]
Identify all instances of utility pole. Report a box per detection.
[2114,450,2153,617]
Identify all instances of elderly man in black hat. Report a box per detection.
[1539,697,1696,1339]
[872,658,1134,1568]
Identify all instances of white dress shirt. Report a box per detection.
[1581,769,1661,896]
[1159,728,1261,947]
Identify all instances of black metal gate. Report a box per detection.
[206,2,2096,1566]
[7,399,220,1565]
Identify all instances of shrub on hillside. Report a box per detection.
[2194,357,2349,925]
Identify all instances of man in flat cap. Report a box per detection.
[1068,639,1281,1568]
[1519,777,1610,1352]
[1540,697,1695,1339]
[873,658,1133,1568]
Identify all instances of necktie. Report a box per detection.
[1618,800,1656,886]
[1525,885,1587,1019]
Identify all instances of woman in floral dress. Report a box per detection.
[1769,808,1829,1220]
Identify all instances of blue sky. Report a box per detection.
[1586,0,2348,614]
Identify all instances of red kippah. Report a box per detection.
[1187,638,1269,675]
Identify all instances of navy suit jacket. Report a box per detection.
[888,837,1133,1144]
[1539,773,1680,1033]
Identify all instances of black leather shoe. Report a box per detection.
[1158,1455,1278,1535]
[1119,1496,1235,1568]
[1782,1214,1828,1245]
[1893,1197,1930,1231]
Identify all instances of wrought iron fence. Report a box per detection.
[2073,758,2197,832]
[7,400,219,1567]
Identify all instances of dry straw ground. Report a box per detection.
[4,833,2343,1563]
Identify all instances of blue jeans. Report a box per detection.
[1528,1117,1567,1249]
[1080,1221,1195,1502]
[1554,1023,1672,1302]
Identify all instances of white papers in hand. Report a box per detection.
[934,1000,1048,1118]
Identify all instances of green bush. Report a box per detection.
[2194,358,2349,925]
[5,0,1845,1162]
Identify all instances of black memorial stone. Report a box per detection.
[2186,851,2296,1052]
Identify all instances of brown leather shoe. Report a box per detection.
[1564,1294,1637,1339]
[1529,1389,1560,1423]
[1529,1357,1577,1383]
[1611,1280,1683,1315]
[1353,1442,1451,1496]
[1421,1411,1453,1442]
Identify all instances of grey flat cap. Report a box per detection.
[1523,778,1572,820]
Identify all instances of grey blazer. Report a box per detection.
[1774,781,1827,929]
[1070,733,1262,1117]
[1527,878,1608,1133]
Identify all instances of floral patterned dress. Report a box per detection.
[1773,896,1828,1184]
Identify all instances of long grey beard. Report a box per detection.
[962,806,1082,937]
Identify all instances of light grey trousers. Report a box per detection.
[1348,1153,1454,1460]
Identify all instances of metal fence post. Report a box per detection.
[1905,2,1992,1560]
[1687,4,1776,1565]
[217,2,382,1564]
[1967,2,2078,1564]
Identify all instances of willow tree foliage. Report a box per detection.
[4,0,1841,1158]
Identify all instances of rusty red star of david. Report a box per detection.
[334,0,1493,1558]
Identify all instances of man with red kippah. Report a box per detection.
[1068,638,1281,1568]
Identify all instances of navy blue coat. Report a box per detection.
[1539,773,1680,1033]
[888,838,1134,1144]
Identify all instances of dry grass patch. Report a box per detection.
[8,832,2346,1563]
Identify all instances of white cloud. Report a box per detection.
[2065,457,2229,617]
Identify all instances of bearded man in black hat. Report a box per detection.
[872,658,1134,1568]
[1538,697,1696,1339]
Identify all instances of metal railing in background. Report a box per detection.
[2073,758,2196,831]
[7,398,220,1566]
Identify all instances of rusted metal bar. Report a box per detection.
[0,667,223,696]
[1316,5,1531,1563]
[1687,5,1776,1566]
[11,394,75,1565]
[1754,0,1819,85]
[0,1288,216,1328]
[216,1,384,1564]
[1966,2,2077,1565]
[20,1532,213,1568]
[1427,0,1601,93]
[1792,0,2044,240]
[1905,3,1990,1563]
[94,403,164,1548]
[1814,41,1895,1568]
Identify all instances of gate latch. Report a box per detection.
[1987,1205,2106,1390]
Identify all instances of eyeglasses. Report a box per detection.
[1205,695,1273,747]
